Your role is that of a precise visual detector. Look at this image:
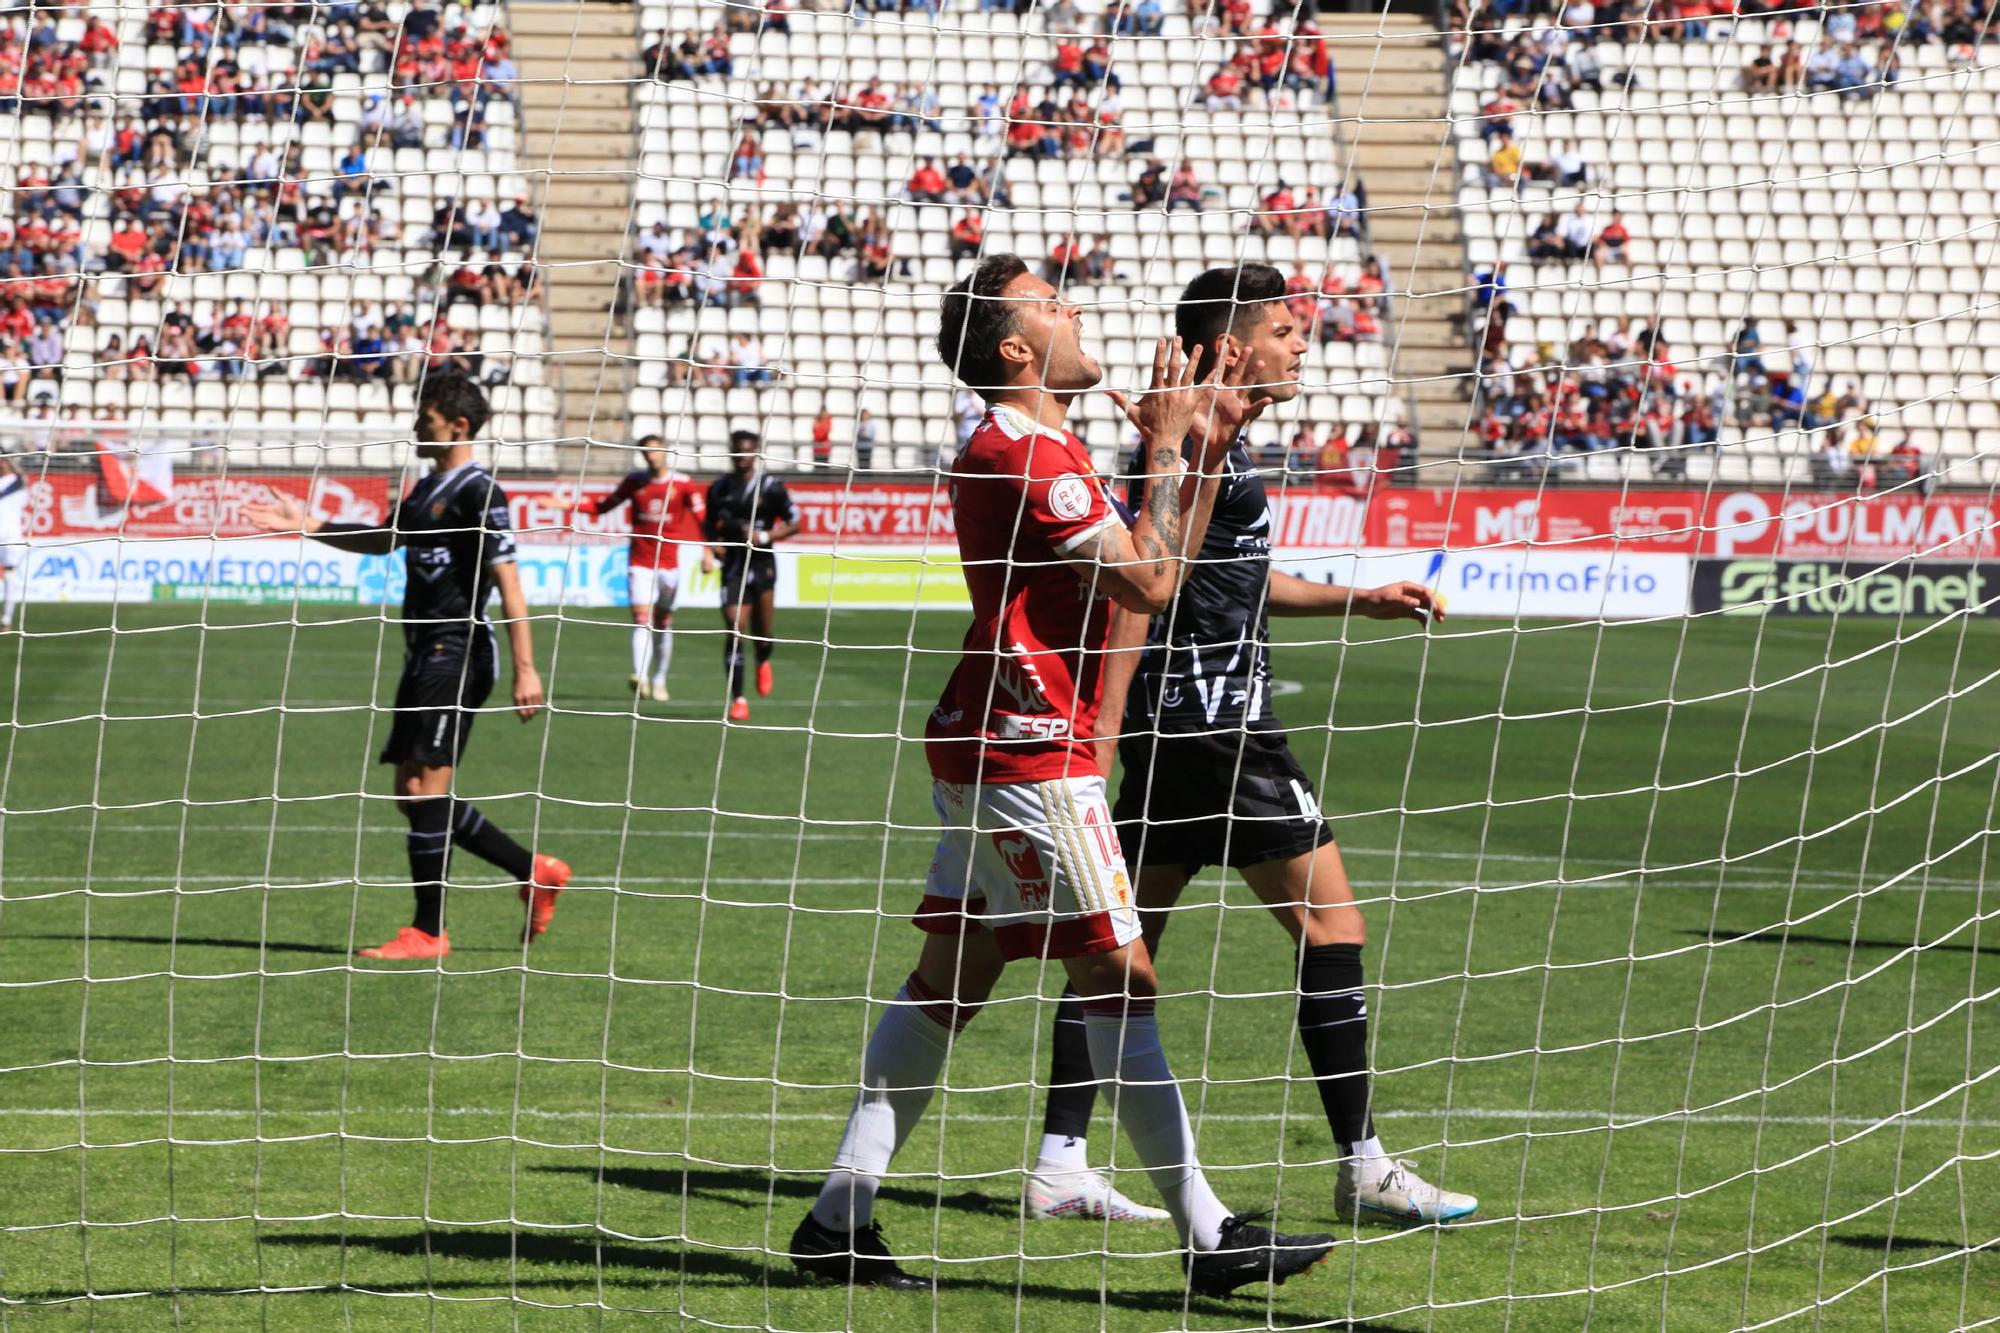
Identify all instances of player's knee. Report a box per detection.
[1300,903,1365,948]
[1066,947,1158,1001]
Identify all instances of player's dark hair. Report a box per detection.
[418,371,490,437]
[936,252,1029,396]
[637,434,663,450]
[1175,264,1287,361]
[729,429,759,449]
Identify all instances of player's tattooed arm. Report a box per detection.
[1135,443,1184,579]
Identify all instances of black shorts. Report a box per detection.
[378,636,496,768]
[1112,727,1333,875]
[718,551,777,606]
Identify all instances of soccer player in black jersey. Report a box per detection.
[245,373,571,959]
[1023,266,1479,1228]
[703,429,797,721]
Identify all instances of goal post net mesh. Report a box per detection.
[1,0,1998,1327]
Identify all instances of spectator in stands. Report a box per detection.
[1205,59,1245,110]
[1886,435,1931,493]
[1132,157,1168,207]
[854,215,900,281]
[26,319,61,386]
[1556,202,1594,263]
[1834,44,1875,98]
[848,77,892,135]
[1730,318,1763,381]
[1526,212,1563,261]
[1805,40,1841,93]
[1593,211,1630,267]
[502,198,538,248]
[907,157,949,203]
[1743,44,1778,92]
[1812,432,1853,488]
[730,332,772,388]
[643,30,696,81]
[809,409,834,468]
[1549,140,1588,188]
[757,203,799,254]
[948,209,984,261]
[1052,36,1087,88]
[852,408,878,472]
[1168,161,1203,211]
[1485,132,1523,189]
[729,131,764,182]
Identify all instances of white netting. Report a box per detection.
[0,0,1996,1328]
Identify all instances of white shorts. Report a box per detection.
[627,563,681,613]
[916,775,1141,961]
[0,543,21,571]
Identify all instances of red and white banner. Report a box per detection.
[31,475,1995,570]
[1368,489,1997,562]
[28,471,390,540]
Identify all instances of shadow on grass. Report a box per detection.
[241,1226,1375,1318]
[12,933,519,956]
[1825,1232,1990,1257]
[1688,929,1999,957]
[534,1162,1010,1219]
[13,933,352,957]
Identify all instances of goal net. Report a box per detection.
[2,0,1997,1327]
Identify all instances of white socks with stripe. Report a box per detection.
[810,973,974,1233]
[1083,998,1231,1250]
[650,626,673,685]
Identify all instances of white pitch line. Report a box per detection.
[3,1107,1994,1130]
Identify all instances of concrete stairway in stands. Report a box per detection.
[1332,13,1474,460]
[511,1,638,467]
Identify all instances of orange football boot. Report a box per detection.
[519,854,572,942]
[357,926,450,960]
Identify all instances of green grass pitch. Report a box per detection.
[1,602,1995,1330]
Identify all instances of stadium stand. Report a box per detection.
[0,0,559,469]
[628,1,1427,476]
[1450,3,1998,488]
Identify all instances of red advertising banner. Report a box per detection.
[34,474,1995,567]
[30,472,390,539]
[1369,489,1997,561]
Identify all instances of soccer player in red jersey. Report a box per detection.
[788,254,1336,1298]
[582,436,712,701]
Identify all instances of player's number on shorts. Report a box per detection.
[1081,801,1121,864]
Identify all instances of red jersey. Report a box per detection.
[596,468,705,568]
[926,404,1122,786]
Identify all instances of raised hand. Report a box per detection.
[1187,342,1264,472]
[1106,336,1204,456]
[242,489,311,535]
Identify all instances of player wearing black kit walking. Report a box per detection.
[704,429,798,721]
[244,373,571,959]
[1023,266,1479,1228]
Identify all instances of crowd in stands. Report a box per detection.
[0,0,550,410]
[1448,0,1971,109]
[634,0,1411,462]
[1266,420,1414,490]
[1467,274,1929,487]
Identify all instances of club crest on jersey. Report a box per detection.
[1048,475,1093,521]
[991,832,1049,907]
[429,503,445,517]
